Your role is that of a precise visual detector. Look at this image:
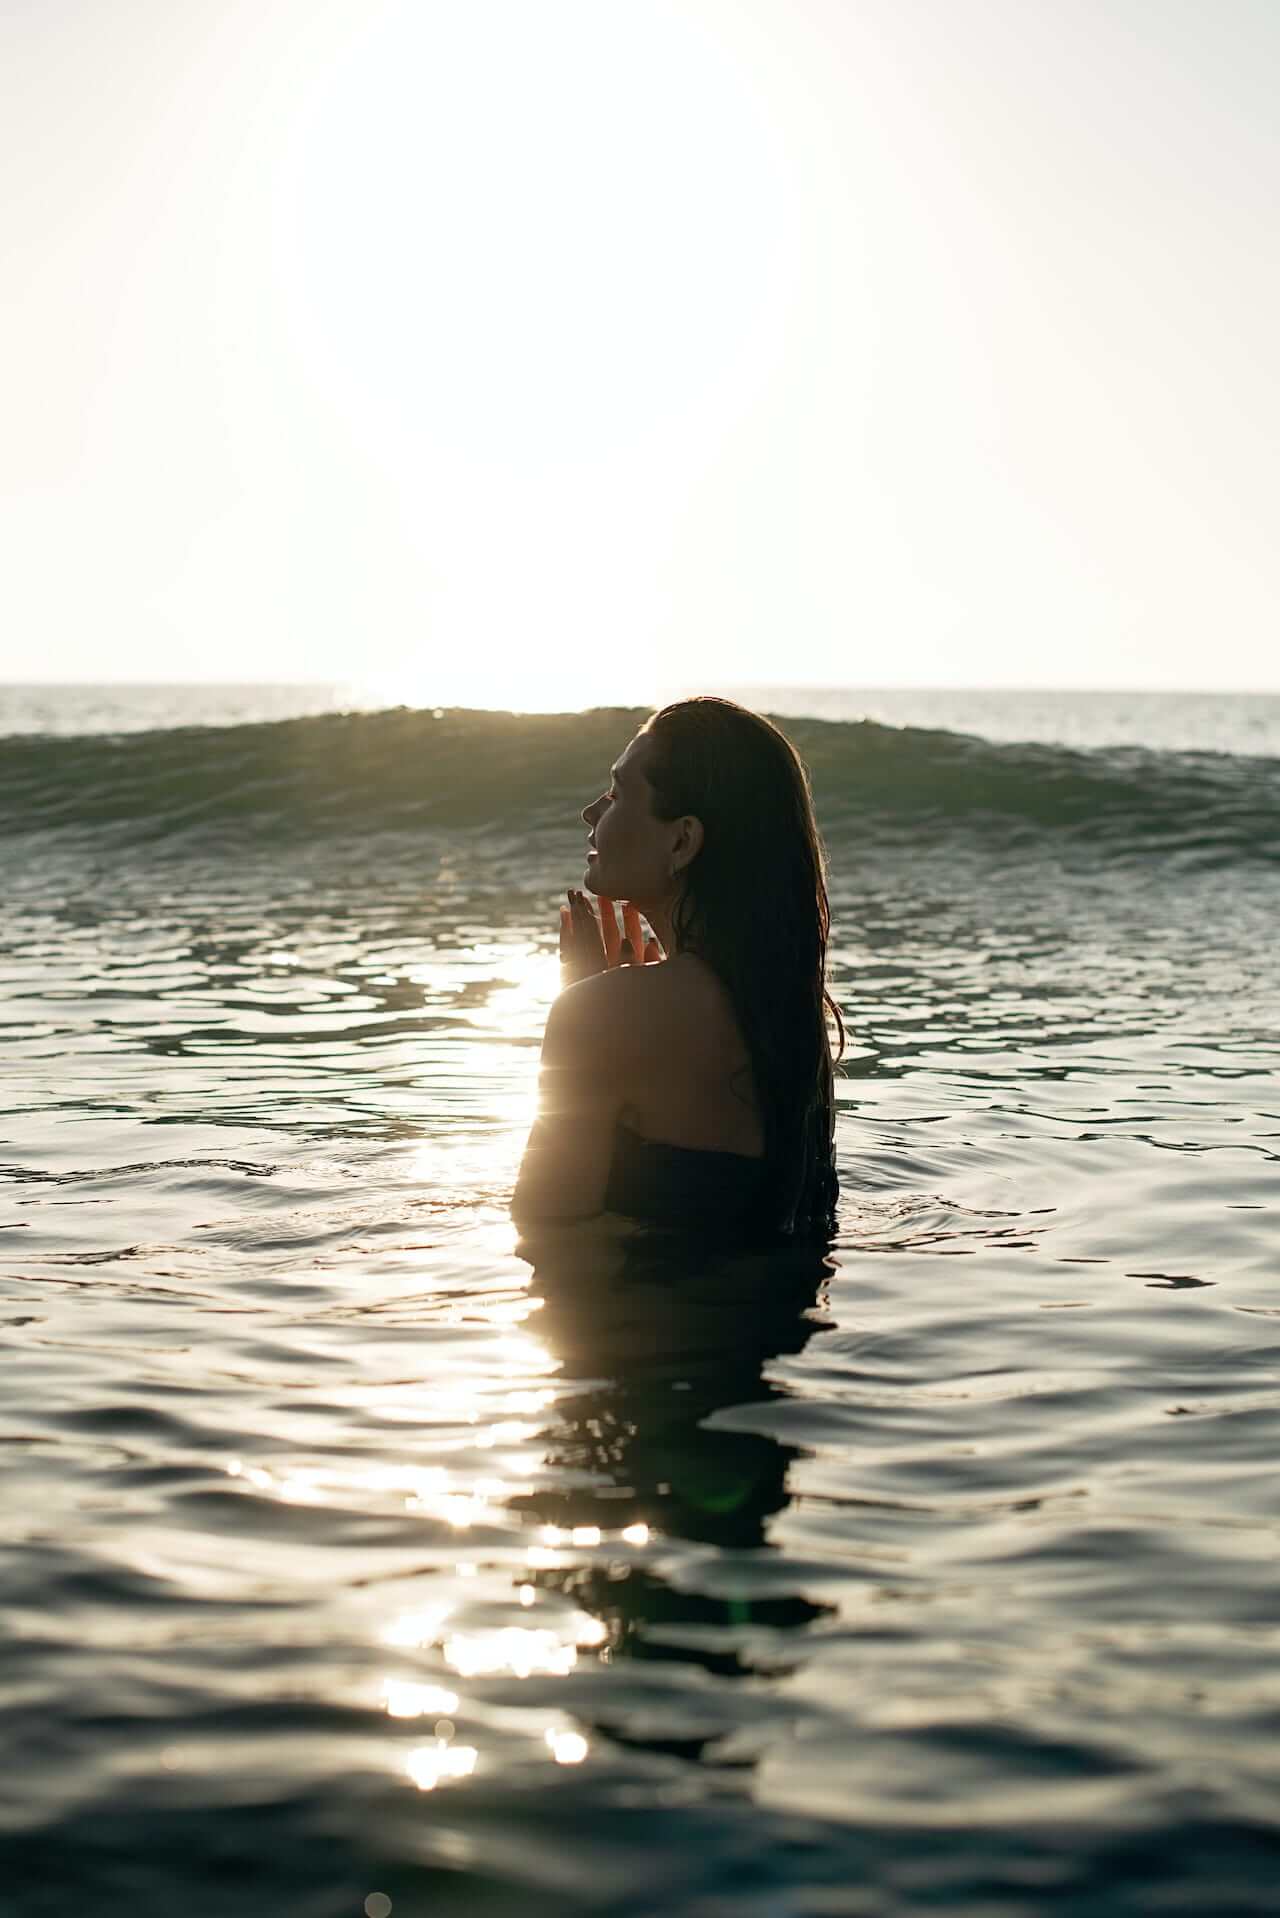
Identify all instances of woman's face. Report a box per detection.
[581,732,673,903]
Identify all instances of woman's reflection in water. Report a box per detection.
[511,1217,838,1682]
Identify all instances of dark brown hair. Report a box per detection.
[642,696,843,1238]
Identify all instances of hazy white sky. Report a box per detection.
[2,0,1277,699]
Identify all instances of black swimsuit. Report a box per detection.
[602,1120,767,1232]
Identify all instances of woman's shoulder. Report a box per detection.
[550,954,736,1061]
[544,962,657,1065]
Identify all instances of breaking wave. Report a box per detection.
[2,705,1276,863]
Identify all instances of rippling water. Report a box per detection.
[3,693,1278,1915]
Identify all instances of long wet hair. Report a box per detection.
[642,697,844,1239]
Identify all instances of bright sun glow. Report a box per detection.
[5,1,1280,690]
[406,1740,478,1791]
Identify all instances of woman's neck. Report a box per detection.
[637,893,680,958]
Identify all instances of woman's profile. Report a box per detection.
[512,696,843,1240]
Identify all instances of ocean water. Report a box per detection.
[2,687,1278,1917]
[6,681,1280,755]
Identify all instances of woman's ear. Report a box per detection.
[670,815,704,873]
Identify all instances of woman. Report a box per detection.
[512,696,843,1240]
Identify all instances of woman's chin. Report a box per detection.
[584,856,621,897]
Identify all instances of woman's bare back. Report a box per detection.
[616,953,764,1158]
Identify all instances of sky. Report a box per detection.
[1,0,1277,700]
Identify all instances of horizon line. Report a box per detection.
[2,680,1278,698]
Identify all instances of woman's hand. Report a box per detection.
[559,893,662,986]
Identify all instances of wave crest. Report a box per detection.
[2,705,1276,863]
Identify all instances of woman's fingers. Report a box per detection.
[561,892,656,977]
[564,889,608,980]
[571,890,603,947]
[559,903,579,984]
[598,895,622,967]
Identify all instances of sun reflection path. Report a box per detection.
[447,1628,577,1679]
[405,1741,479,1792]
[545,1728,589,1766]
[382,1601,609,1674]
[482,947,562,1034]
[382,1679,460,1719]
[381,1613,604,1792]
[372,1511,648,1797]
[217,1202,659,1803]
[225,1455,552,1524]
[400,940,559,1155]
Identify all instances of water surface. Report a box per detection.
[2,695,1278,1915]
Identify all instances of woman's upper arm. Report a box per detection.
[512,976,631,1224]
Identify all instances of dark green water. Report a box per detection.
[2,703,1278,1915]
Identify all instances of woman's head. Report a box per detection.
[581,699,820,922]
[579,727,700,912]
[583,696,843,1239]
